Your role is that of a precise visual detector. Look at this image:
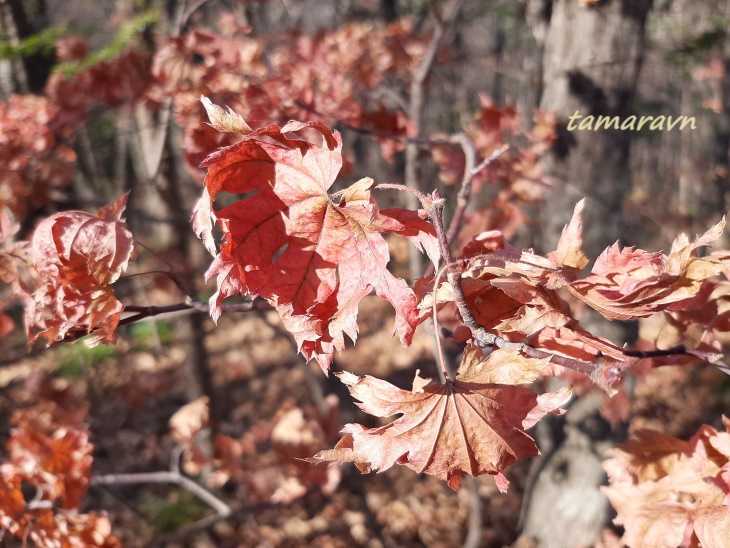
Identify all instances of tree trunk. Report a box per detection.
[519,1,653,546]
[536,0,653,258]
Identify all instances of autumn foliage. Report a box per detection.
[1,3,730,546]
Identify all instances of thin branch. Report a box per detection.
[372,182,431,206]
[431,261,456,382]
[405,0,464,279]
[424,139,510,277]
[621,345,686,358]
[93,470,231,518]
[119,298,271,327]
[471,143,510,177]
[444,133,478,248]
[426,196,621,392]
[293,100,453,146]
[445,140,510,247]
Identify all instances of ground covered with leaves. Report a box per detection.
[1,289,728,546]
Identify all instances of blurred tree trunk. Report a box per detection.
[536,0,653,258]
[519,1,653,547]
[0,0,30,96]
[711,12,730,217]
[0,0,53,96]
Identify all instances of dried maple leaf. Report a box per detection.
[567,218,727,320]
[309,344,571,489]
[25,194,135,345]
[194,98,439,369]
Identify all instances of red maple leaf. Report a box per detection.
[309,344,571,489]
[193,98,439,370]
[25,195,135,345]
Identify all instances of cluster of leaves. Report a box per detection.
[45,36,151,126]
[0,95,76,220]
[6,93,730,540]
[195,102,730,495]
[148,14,431,179]
[432,98,557,240]
[0,28,153,226]
[0,400,119,547]
[452,201,727,372]
[603,419,730,546]
[193,101,439,369]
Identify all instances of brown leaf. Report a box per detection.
[170,397,210,443]
[309,350,571,490]
[603,421,730,547]
[568,219,727,320]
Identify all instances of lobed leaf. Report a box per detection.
[309,344,571,489]
[194,98,439,370]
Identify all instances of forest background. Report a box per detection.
[1,0,729,546]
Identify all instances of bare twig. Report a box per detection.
[425,195,624,392]
[93,470,231,519]
[445,140,510,247]
[405,0,465,279]
[424,139,510,277]
[119,298,271,327]
[293,100,453,146]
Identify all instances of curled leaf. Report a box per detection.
[568,219,726,320]
[200,95,253,134]
[25,194,134,346]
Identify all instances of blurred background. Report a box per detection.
[1,0,729,546]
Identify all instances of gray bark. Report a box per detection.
[519,1,653,546]
[537,0,653,258]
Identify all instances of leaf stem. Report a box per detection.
[432,261,457,382]
[372,182,431,208]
